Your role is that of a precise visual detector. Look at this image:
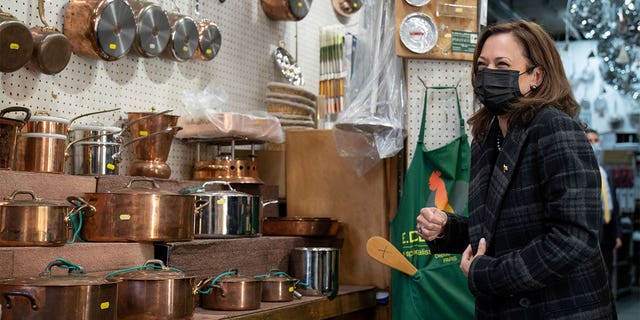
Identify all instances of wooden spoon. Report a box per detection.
[366,236,417,276]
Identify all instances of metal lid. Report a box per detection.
[28,114,69,124]
[136,4,170,57]
[0,259,114,286]
[19,132,68,139]
[405,0,431,6]
[0,18,33,73]
[198,22,221,60]
[106,260,192,281]
[217,274,261,284]
[96,0,136,59]
[0,190,66,208]
[180,181,254,198]
[288,0,312,20]
[399,12,438,54]
[170,16,199,61]
[69,124,122,132]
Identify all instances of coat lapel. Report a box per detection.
[472,123,529,251]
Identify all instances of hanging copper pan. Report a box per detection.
[129,0,170,58]
[0,10,33,73]
[260,0,313,21]
[29,0,72,74]
[64,0,137,61]
[162,10,199,62]
[193,0,221,61]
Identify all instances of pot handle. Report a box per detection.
[201,180,236,191]
[3,291,39,310]
[67,196,97,217]
[64,130,121,160]
[7,190,39,201]
[67,107,121,127]
[194,199,209,214]
[39,258,86,277]
[111,126,182,162]
[143,259,169,270]
[0,106,31,129]
[126,177,160,190]
[196,269,238,295]
[262,199,278,208]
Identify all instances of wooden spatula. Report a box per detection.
[366,236,417,276]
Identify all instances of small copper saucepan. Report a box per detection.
[0,10,34,73]
[129,0,171,58]
[162,11,199,61]
[29,0,72,74]
[193,0,221,61]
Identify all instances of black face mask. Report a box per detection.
[474,69,525,116]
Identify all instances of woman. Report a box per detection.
[415,20,616,319]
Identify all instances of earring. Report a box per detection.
[530,84,538,91]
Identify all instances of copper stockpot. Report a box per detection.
[28,0,72,74]
[130,0,170,58]
[198,271,262,311]
[260,0,313,21]
[260,271,302,302]
[0,10,33,73]
[64,0,137,61]
[14,132,67,174]
[0,107,30,170]
[0,190,69,246]
[68,178,204,242]
[105,260,197,320]
[0,259,119,320]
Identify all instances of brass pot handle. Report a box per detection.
[3,291,38,310]
[68,107,121,127]
[7,190,39,201]
[0,106,31,129]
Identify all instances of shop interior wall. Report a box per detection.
[0,0,360,180]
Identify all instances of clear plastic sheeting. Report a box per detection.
[333,0,407,176]
[177,84,284,143]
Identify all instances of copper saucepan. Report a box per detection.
[0,10,34,72]
[193,0,221,61]
[260,0,313,21]
[129,0,171,58]
[29,0,72,74]
[64,0,137,61]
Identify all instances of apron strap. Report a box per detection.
[418,86,465,144]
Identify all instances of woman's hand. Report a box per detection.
[416,207,448,241]
[460,238,486,277]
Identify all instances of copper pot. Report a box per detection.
[64,0,137,61]
[0,10,33,73]
[0,190,69,247]
[68,178,203,242]
[162,12,198,61]
[0,107,30,170]
[262,217,337,237]
[130,1,170,58]
[260,271,302,302]
[28,0,72,74]
[14,132,67,174]
[22,112,69,135]
[260,0,313,21]
[105,260,197,320]
[0,259,119,320]
[198,270,262,311]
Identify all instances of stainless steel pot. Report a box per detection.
[290,247,340,297]
[0,107,30,169]
[0,190,69,247]
[0,10,33,73]
[67,124,122,175]
[198,270,262,311]
[0,259,119,320]
[182,181,260,238]
[69,178,206,242]
[105,260,197,320]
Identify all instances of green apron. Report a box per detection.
[390,86,475,319]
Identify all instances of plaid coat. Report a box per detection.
[428,107,616,319]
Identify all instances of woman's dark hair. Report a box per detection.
[468,20,579,142]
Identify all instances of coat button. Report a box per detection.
[519,298,531,307]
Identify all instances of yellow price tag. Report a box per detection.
[298,1,302,7]
[288,287,294,293]
[9,43,19,50]
[256,120,263,125]
[183,46,189,52]
[109,43,117,50]
[455,8,463,13]
[206,49,212,55]
[139,130,148,136]
[216,199,226,205]
[119,214,131,221]
[106,163,116,170]
[100,302,110,310]
[445,33,452,38]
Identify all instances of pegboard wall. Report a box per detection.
[1,0,474,180]
[405,59,475,162]
[0,0,359,180]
